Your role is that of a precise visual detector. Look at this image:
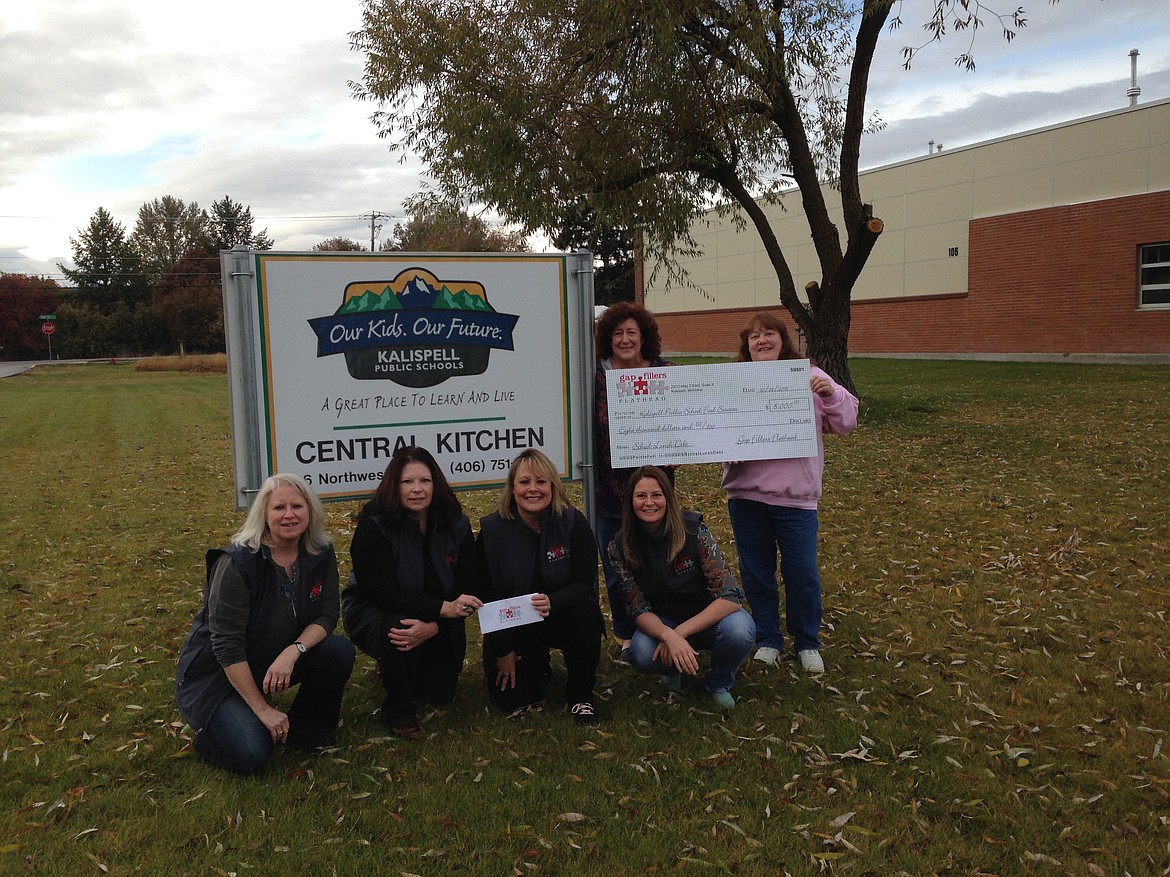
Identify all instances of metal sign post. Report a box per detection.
[39,314,57,361]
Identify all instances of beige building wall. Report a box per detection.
[644,98,1170,312]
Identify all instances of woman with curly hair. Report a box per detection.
[593,302,675,664]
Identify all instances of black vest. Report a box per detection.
[478,507,588,599]
[176,543,334,731]
[632,512,711,623]
[368,512,468,597]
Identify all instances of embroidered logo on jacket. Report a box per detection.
[546,544,569,563]
[671,554,697,576]
[309,581,323,600]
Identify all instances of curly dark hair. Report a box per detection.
[733,311,801,363]
[594,302,663,362]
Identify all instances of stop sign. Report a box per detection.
[42,321,56,335]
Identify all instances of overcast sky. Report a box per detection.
[2,0,1167,280]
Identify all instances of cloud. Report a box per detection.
[2,0,1167,281]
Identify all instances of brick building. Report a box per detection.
[641,98,1170,361]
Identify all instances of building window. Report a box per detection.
[1140,243,1170,308]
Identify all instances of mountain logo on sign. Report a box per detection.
[307,267,519,388]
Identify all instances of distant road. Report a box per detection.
[0,361,36,378]
[0,359,109,378]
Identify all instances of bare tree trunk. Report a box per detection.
[806,280,856,398]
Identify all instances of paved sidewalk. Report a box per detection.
[0,362,36,378]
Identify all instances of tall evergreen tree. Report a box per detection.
[551,203,634,305]
[208,196,275,251]
[58,208,150,311]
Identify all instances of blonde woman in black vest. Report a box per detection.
[477,450,603,725]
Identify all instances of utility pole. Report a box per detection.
[359,211,390,251]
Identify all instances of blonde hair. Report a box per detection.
[233,473,331,554]
[496,449,570,519]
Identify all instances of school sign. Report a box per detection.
[221,250,595,508]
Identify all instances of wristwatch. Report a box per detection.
[294,641,307,654]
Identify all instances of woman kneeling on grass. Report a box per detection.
[477,450,603,725]
[609,466,755,709]
[176,474,356,775]
[342,446,482,737]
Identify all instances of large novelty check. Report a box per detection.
[605,360,818,467]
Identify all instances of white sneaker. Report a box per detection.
[798,649,824,676]
[753,646,781,667]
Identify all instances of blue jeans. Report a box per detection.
[728,498,822,652]
[629,608,755,693]
[195,634,355,775]
[595,513,635,641]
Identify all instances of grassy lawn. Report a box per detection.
[1,359,1167,876]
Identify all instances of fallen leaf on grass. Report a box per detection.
[557,812,587,823]
[1023,851,1062,865]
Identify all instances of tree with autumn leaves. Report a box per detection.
[0,274,61,360]
[350,0,1039,393]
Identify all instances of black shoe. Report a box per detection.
[383,714,422,737]
[285,734,335,752]
[617,647,632,666]
[569,702,599,726]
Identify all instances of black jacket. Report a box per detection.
[343,510,477,660]
[477,506,598,658]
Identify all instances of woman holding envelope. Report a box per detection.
[477,449,603,725]
[610,466,755,709]
[343,446,482,737]
[721,312,858,676]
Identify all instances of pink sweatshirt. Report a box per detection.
[720,366,858,510]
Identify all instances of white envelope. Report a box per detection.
[477,594,545,634]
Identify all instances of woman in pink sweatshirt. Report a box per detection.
[721,312,858,676]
